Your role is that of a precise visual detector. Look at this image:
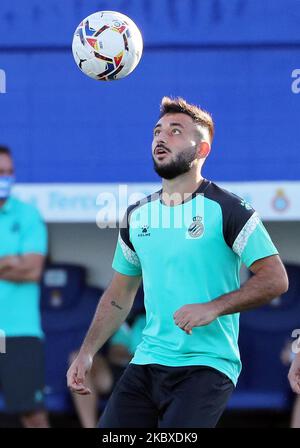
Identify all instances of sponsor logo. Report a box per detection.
[138,224,151,237]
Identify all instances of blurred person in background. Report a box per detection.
[285,341,300,427]
[0,146,49,428]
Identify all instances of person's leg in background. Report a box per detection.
[70,323,134,428]
[20,410,49,428]
[69,351,113,428]
[0,337,50,428]
[98,364,158,428]
[280,340,300,428]
[290,395,300,428]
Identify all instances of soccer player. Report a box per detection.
[67,97,288,428]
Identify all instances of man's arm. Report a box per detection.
[0,254,45,282]
[174,255,288,334]
[67,272,141,395]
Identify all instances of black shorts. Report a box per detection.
[98,363,234,428]
[0,337,46,414]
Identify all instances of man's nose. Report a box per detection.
[156,132,168,144]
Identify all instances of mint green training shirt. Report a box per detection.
[112,180,278,385]
[0,196,47,337]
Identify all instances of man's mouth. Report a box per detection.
[155,146,170,156]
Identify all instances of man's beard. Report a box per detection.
[152,147,197,180]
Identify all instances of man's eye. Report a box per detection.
[172,128,181,134]
[154,130,160,136]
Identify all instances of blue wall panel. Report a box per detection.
[1,0,300,46]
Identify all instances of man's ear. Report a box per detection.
[197,141,211,159]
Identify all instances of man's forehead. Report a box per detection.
[155,113,195,128]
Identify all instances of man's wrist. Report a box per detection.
[79,346,95,360]
[210,295,229,318]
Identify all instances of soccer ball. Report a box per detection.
[72,11,143,81]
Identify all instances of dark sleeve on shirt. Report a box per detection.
[204,183,255,249]
[119,203,137,252]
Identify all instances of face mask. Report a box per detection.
[0,176,14,200]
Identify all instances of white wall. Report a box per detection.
[264,222,300,264]
[48,224,118,288]
[48,221,300,289]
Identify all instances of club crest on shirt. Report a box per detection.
[186,216,204,239]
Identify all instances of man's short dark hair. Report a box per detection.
[0,145,12,157]
[159,96,214,143]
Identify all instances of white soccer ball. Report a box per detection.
[72,11,143,81]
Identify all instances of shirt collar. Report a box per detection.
[159,179,210,206]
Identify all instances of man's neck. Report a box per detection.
[161,169,204,206]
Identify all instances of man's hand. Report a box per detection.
[0,254,44,282]
[173,302,219,335]
[0,256,20,271]
[67,351,94,395]
[288,352,300,394]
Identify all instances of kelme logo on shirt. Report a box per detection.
[186,216,204,239]
[138,225,151,237]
